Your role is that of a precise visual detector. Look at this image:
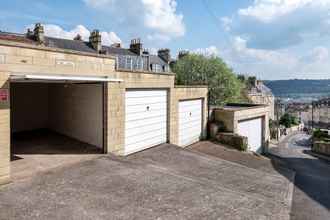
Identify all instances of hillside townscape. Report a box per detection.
[0,1,329,220]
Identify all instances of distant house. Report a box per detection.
[246,78,275,120]
[312,98,330,129]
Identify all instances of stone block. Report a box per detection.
[215,132,248,151]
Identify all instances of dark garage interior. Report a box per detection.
[10,82,104,159]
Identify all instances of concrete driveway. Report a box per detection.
[0,144,294,220]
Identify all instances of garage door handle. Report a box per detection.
[146,106,150,111]
[189,112,192,116]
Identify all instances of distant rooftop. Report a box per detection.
[0,24,171,73]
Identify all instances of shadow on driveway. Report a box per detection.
[268,139,330,220]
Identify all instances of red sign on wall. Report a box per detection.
[0,89,9,102]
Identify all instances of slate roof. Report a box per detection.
[0,31,168,66]
[249,82,274,96]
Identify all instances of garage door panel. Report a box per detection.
[125,102,167,113]
[179,99,201,107]
[179,133,201,147]
[179,128,201,139]
[125,132,167,149]
[125,128,167,145]
[126,123,167,137]
[125,117,167,130]
[125,90,167,98]
[238,118,262,153]
[179,115,202,124]
[126,96,167,106]
[179,120,203,130]
[125,105,167,117]
[179,105,203,112]
[125,90,167,155]
[179,110,202,118]
[125,135,167,154]
[178,99,203,147]
[126,112,167,122]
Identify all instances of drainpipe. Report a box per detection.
[207,90,211,139]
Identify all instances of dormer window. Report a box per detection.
[151,64,162,73]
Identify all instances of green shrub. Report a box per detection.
[313,129,329,141]
[279,113,299,128]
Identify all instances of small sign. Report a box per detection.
[0,89,9,102]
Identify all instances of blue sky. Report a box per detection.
[1,0,330,80]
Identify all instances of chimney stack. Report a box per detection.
[89,30,102,52]
[130,38,143,55]
[33,23,45,45]
[158,49,171,63]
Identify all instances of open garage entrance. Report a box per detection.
[8,74,113,180]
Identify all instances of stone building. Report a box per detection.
[246,79,275,120]
[0,24,208,185]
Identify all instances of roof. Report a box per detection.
[45,37,96,53]
[0,31,35,44]
[249,82,274,96]
[0,31,168,66]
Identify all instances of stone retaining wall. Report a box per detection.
[313,141,330,156]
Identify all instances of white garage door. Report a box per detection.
[178,99,203,147]
[125,90,167,155]
[237,118,263,153]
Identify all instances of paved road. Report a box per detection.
[0,144,293,220]
[269,132,330,220]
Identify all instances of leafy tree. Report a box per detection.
[172,54,244,105]
[279,113,299,128]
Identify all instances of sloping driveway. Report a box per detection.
[0,144,294,220]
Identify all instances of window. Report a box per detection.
[152,64,162,73]
[125,57,132,70]
[133,57,143,71]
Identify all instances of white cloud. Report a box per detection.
[222,36,330,79]
[309,46,329,62]
[238,0,330,23]
[192,46,219,57]
[142,0,185,37]
[221,17,233,32]
[30,24,121,46]
[231,36,297,65]
[223,0,330,50]
[101,31,122,46]
[83,0,185,41]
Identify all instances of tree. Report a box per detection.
[279,113,299,128]
[172,54,244,105]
